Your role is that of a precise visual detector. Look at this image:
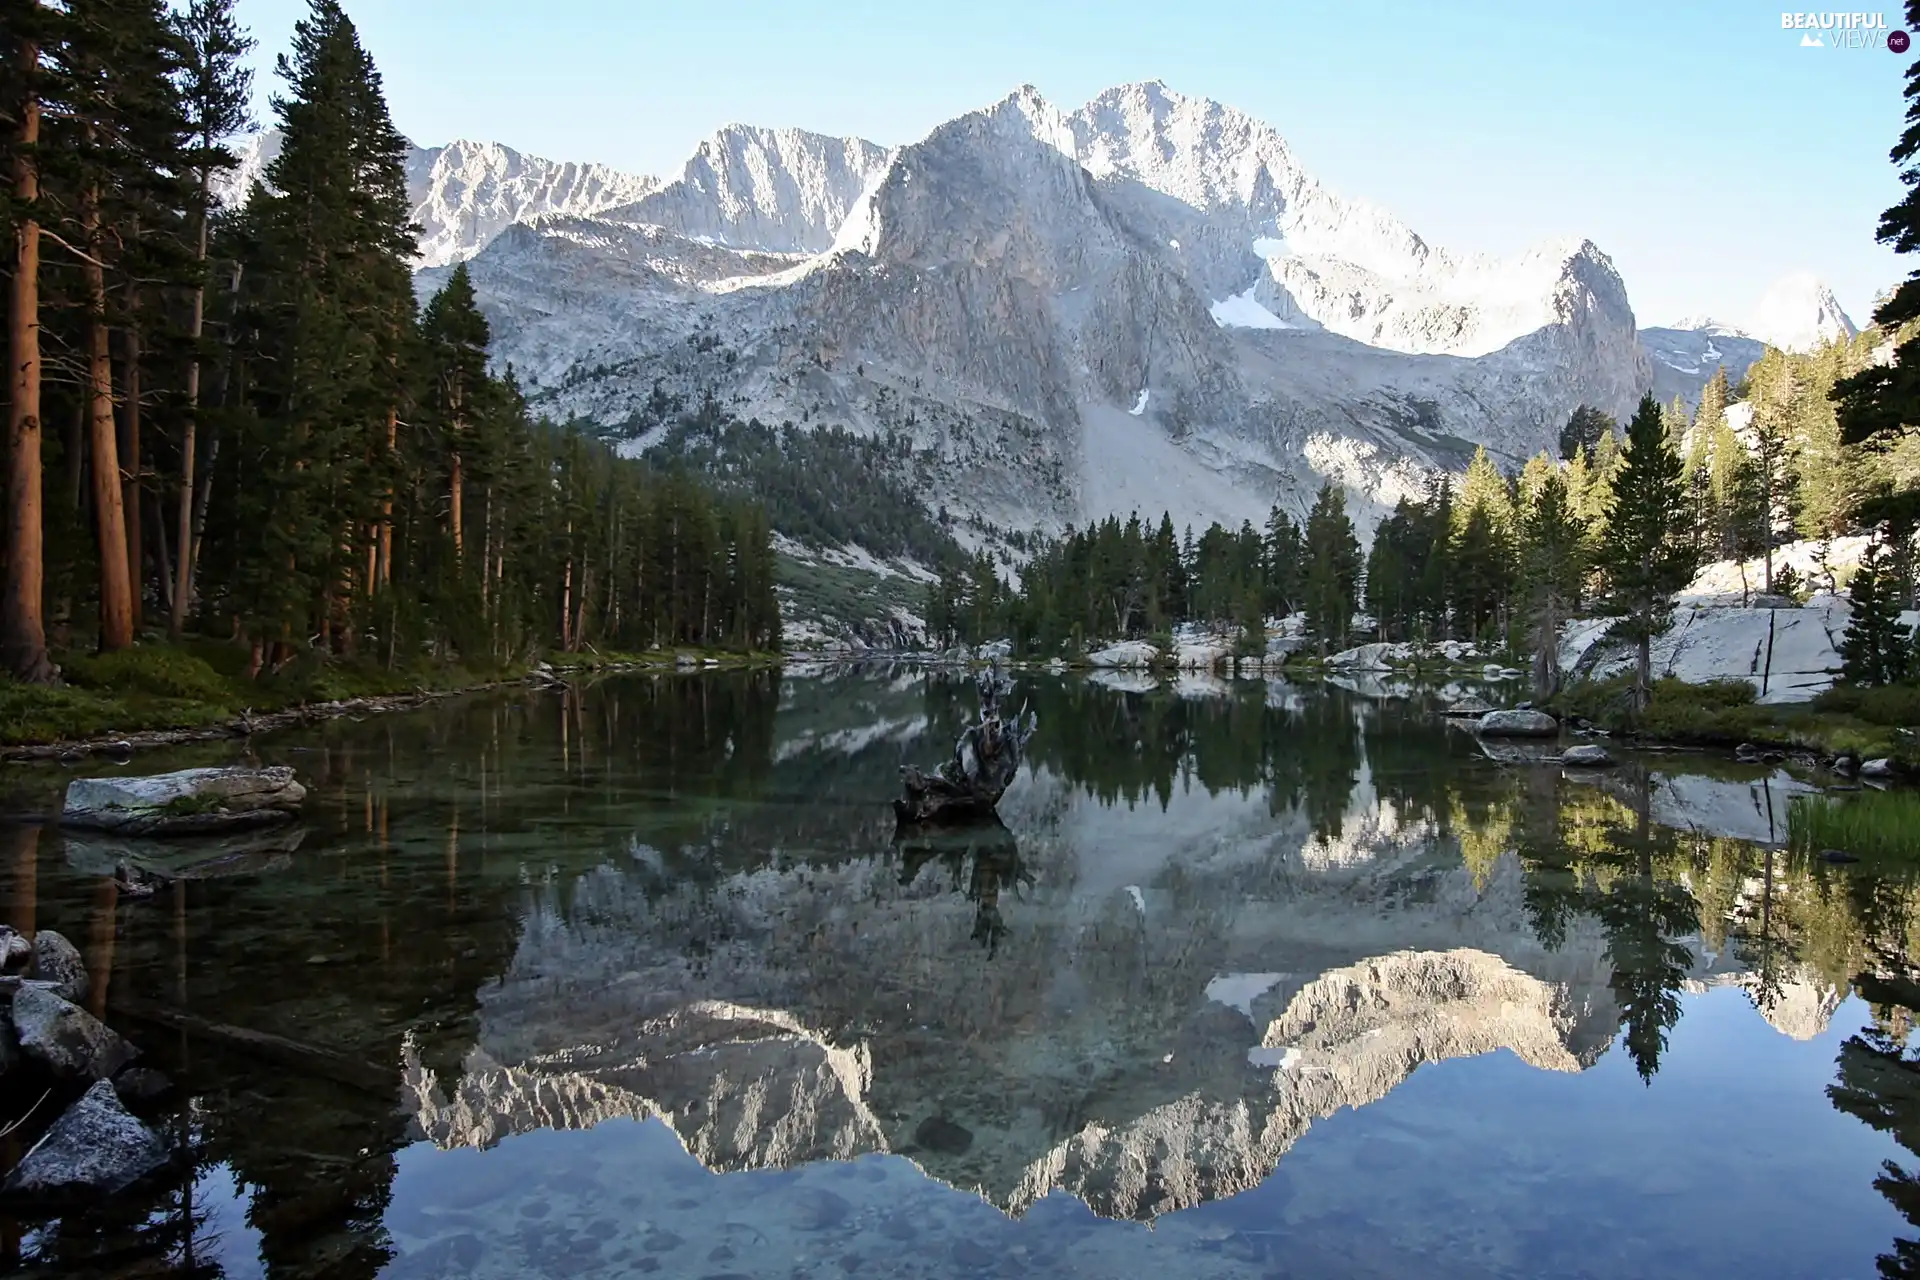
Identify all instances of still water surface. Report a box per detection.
[1,667,1917,1279]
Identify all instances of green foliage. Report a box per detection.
[1601,395,1697,704]
[1840,546,1914,687]
[644,413,958,566]
[1558,404,1615,462]
[1303,483,1362,651]
[61,646,232,703]
[1789,791,1920,862]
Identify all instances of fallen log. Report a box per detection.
[105,995,393,1096]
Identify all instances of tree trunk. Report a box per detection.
[118,312,143,632]
[1635,628,1652,713]
[2,33,54,682]
[172,166,213,638]
[377,406,396,586]
[82,180,135,652]
[449,449,463,559]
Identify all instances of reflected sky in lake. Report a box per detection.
[1,667,1916,1279]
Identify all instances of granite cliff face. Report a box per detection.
[404,82,1654,535]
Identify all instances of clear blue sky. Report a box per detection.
[230,0,1906,328]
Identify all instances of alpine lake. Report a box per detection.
[1,664,1917,1280]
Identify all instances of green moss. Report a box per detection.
[62,646,233,703]
[160,792,226,817]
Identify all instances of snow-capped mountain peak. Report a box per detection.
[1745,271,1858,353]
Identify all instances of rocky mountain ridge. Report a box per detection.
[229,83,1862,538]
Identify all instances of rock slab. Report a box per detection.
[1561,744,1615,767]
[12,985,133,1079]
[1476,710,1560,738]
[63,766,306,836]
[4,1079,168,1196]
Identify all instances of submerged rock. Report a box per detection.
[31,930,86,1002]
[64,825,305,883]
[11,986,133,1080]
[3,1079,168,1196]
[1560,744,1615,768]
[63,766,305,836]
[1476,709,1559,738]
[1440,696,1494,718]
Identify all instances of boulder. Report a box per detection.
[1861,758,1896,779]
[1087,641,1158,669]
[1476,709,1560,738]
[31,930,86,1002]
[11,986,133,1080]
[0,927,28,971]
[1560,744,1615,768]
[1173,642,1229,671]
[974,639,1012,661]
[1265,635,1310,661]
[62,767,305,837]
[1832,755,1858,777]
[3,1079,168,1196]
[1329,642,1404,671]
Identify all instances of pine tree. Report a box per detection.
[1834,0,1920,445]
[1302,482,1361,655]
[1840,546,1912,687]
[169,0,252,637]
[1602,395,1696,710]
[52,0,194,649]
[1559,404,1615,462]
[1519,470,1585,701]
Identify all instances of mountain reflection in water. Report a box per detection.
[0,667,1914,1279]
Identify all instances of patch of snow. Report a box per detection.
[1129,388,1150,416]
[1167,237,1180,249]
[1247,1045,1303,1070]
[1251,235,1290,260]
[1209,288,1294,330]
[1125,885,1146,914]
[1206,972,1287,1018]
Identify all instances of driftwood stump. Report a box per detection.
[895,665,1037,825]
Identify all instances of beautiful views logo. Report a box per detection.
[1781,11,1910,49]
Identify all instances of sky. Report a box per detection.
[229,0,1908,328]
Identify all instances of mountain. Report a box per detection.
[426,81,1649,538]
[1638,323,1768,409]
[1637,273,1859,408]
[218,131,658,267]
[595,123,891,253]
[1746,271,1859,353]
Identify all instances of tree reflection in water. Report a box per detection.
[892,816,1033,956]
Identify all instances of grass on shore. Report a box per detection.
[1788,789,1920,861]
[0,639,779,747]
[1549,675,1920,769]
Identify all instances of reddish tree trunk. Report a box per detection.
[2,32,53,682]
[82,180,134,652]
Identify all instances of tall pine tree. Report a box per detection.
[1602,395,1696,710]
